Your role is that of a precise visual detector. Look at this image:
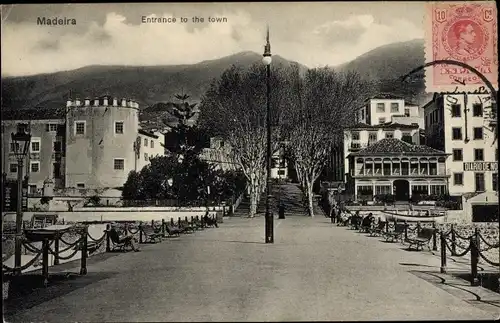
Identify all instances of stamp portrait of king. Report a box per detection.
[425,2,498,92]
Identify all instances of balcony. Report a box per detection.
[349,142,367,151]
[350,169,450,178]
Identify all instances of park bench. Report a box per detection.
[405,228,435,251]
[141,225,163,243]
[369,221,386,237]
[359,216,373,233]
[203,215,218,228]
[383,223,406,243]
[179,220,195,233]
[165,224,182,237]
[107,228,133,252]
[349,217,362,230]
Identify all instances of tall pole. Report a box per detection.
[264,26,274,244]
[14,158,24,275]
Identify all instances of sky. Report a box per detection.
[1,2,425,77]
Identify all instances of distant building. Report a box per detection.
[271,145,288,179]
[356,94,423,127]
[347,138,449,200]
[1,95,165,193]
[200,137,239,171]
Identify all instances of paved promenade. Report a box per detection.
[6,213,499,322]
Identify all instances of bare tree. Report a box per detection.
[199,64,295,217]
[286,68,373,216]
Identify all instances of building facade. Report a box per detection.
[347,138,450,200]
[356,94,422,127]
[424,93,497,196]
[342,122,421,183]
[1,95,165,193]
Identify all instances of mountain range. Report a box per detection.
[1,39,427,123]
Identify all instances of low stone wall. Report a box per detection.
[3,210,220,223]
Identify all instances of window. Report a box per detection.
[368,132,377,141]
[453,173,464,185]
[9,163,17,173]
[385,132,394,139]
[31,138,41,153]
[452,127,462,140]
[493,173,498,191]
[46,123,58,132]
[53,163,61,179]
[144,153,148,161]
[472,103,483,117]
[150,140,154,148]
[29,185,37,194]
[390,102,399,113]
[144,138,148,147]
[53,141,62,152]
[401,132,413,144]
[10,142,19,152]
[451,104,461,117]
[114,121,124,134]
[352,132,360,140]
[30,161,40,173]
[475,173,485,192]
[278,170,286,176]
[76,183,85,189]
[17,124,27,133]
[114,158,124,170]
[378,117,386,124]
[75,121,86,135]
[474,149,484,161]
[452,149,463,161]
[473,127,483,140]
[376,103,385,112]
[404,108,410,117]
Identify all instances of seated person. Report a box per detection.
[360,213,374,230]
[108,223,140,252]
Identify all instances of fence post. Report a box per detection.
[404,220,408,241]
[80,226,88,275]
[161,219,166,237]
[185,216,188,223]
[417,221,421,234]
[178,217,181,227]
[440,232,447,273]
[451,224,456,256]
[54,232,60,265]
[170,218,174,226]
[42,238,49,286]
[151,219,154,228]
[191,216,194,224]
[105,224,111,252]
[470,231,479,286]
[139,223,143,244]
[385,221,389,233]
[432,222,437,251]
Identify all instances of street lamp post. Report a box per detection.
[11,125,31,275]
[263,26,273,244]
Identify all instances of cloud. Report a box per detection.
[1,10,423,76]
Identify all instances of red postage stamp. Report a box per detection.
[425,1,498,93]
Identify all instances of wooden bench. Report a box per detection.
[405,228,435,251]
[383,223,406,243]
[141,225,163,243]
[165,224,182,237]
[369,221,386,237]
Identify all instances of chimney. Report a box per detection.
[94,98,99,106]
[103,97,109,106]
[128,99,133,107]
[84,98,90,106]
[113,98,118,106]
[121,99,127,107]
[75,98,81,106]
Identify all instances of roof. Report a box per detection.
[365,93,405,101]
[350,138,447,156]
[347,122,419,130]
[138,129,159,139]
[1,108,65,121]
